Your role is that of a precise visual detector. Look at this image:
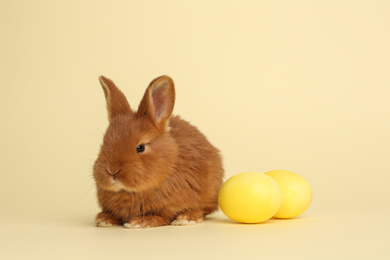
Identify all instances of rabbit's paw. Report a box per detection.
[171,211,204,226]
[124,215,169,229]
[96,212,120,227]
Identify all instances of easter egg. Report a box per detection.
[265,170,312,219]
[218,172,283,223]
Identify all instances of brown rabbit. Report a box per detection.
[93,75,224,228]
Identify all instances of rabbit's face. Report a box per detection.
[93,114,178,193]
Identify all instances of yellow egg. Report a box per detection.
[265,170,312,219]
[218,172,283,223]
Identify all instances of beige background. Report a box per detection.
[1,0,389,259]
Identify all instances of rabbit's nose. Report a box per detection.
[113,170,121,177]
[106,169,121,177]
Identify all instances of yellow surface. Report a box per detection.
[218,172,282,223]
[1,0,390,259]
[265,170,312,218]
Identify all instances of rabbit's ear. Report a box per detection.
[99,76,132,121]
[138,76,175,131]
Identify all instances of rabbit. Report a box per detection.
[93,75,224,229]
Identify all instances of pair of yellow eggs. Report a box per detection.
[218,170,312,223]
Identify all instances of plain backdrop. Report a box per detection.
[1,0,389,259]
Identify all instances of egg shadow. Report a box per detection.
[206,213,315,226]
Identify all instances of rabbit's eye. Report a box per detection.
[136,144,145,153]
